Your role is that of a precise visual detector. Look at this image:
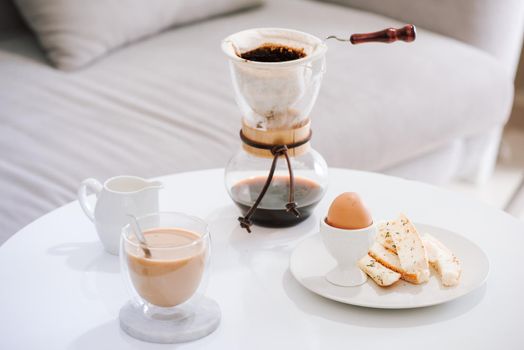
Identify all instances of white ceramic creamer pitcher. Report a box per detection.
[78,176,162,255]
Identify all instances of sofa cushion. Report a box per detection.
[0,0,513,242]
[13,0,262,70]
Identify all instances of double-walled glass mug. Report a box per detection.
[119,212,220,344]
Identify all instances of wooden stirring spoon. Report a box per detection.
[326,24,416,44]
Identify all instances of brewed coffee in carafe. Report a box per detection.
[231,175,323,227]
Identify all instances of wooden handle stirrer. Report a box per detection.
[326,24,416,44]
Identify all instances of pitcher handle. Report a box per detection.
[77,178,103,222]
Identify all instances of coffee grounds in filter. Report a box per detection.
[239,43,306,62]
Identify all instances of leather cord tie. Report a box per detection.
[237,130,312,233]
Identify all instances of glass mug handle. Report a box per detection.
[77,178,103,222]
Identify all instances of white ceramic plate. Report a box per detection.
[289,223,489,309]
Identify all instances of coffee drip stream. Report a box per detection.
[222,25,416,232]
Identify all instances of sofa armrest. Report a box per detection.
[321,0,524,78]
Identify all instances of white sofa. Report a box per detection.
[0,0,522,243]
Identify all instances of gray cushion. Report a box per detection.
[0,0,513,242]
[13,0,262,70]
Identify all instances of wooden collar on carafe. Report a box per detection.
[241,119,311,158]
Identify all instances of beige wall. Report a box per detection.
[509,47,524,129]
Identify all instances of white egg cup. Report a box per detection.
[320,218,375,287]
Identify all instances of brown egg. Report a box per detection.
[326,192,372,229]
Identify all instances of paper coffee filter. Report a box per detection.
[222,28,326,64]
[222,28,327,130]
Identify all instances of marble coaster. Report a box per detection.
[119,297,221,344]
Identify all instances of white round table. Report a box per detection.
[1,168,523,349]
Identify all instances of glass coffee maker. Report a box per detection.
[222,25,416,232]
[222,28,329,232]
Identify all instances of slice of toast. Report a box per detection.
[377,221,397,252]
[368,242,420,283]
[423,234,461,287]
[358,254,401,287]
[368,241,401,272]
[389,214,430,284]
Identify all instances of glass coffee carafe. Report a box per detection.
[222,28,329,232]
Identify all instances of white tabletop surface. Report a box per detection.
[1,168,523,350]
